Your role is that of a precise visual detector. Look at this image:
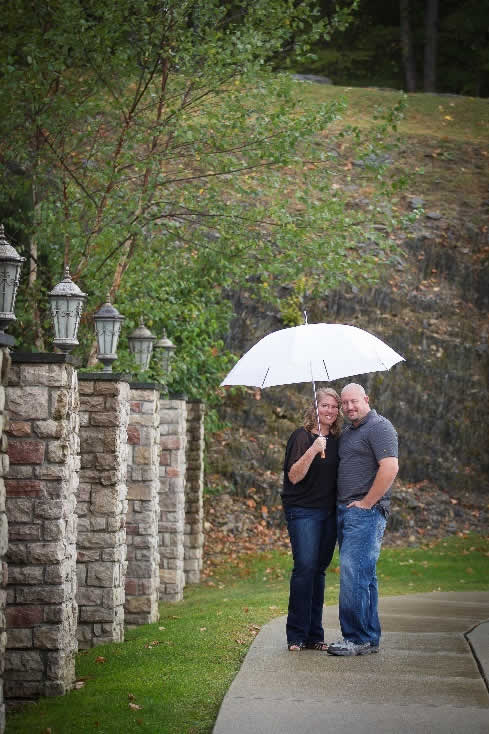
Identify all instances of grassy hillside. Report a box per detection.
[209,82,489,504]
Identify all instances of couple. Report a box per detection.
[282,383,399,656]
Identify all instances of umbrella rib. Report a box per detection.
[261,367,270,389]
[322,360,330,380]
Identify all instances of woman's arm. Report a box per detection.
[288,436,326,485]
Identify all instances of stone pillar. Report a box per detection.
[77,374,129,649]
[125,384,160,625]
[0,341,12,733]
[5,354,79,706]
[184,401,205,585]
[159,395,187,602]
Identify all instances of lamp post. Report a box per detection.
[0,224,25,335]
[153,330,176,382]
[93,295,125,372]
[128,317,156,372]
[48,266,87,353]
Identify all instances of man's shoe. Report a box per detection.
[327,639,379,656]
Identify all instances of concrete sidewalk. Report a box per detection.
[213,591,489,734]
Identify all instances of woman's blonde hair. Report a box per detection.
[303,387,342,438]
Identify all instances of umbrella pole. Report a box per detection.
[310,368,326,459]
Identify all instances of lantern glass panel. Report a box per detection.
[0,261,21,315]
[96,318,121,357]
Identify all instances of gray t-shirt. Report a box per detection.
[337,409,398,513]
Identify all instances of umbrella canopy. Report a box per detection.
[221,323,405,388]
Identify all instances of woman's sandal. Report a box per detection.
[287,642,305,651]
[305,641,329,651]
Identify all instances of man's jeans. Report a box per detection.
[284,505,337,644]
[337,503,387,646]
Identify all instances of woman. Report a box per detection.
[282,387,341,651]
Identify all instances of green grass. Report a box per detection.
[297,82,489,144]
[6,533,489,734]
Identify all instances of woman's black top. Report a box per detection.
[282,427,338,510]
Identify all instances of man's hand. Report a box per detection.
[346,457,399,510]
[346,499,372,510]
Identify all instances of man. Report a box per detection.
[327,383,399,657]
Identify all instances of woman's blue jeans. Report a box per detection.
[336,503,387,646]
[284,505,337,645]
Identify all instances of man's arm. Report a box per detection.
[347,457,399,509]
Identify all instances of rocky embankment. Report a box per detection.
[203,479,488,573]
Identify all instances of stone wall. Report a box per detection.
[125,385,160,625]
[1,365,205,715]
[77,375,130,649]
[0,345,11,734]
[5,356,79,706]
[184,401,205,584]
[159,396,187,601]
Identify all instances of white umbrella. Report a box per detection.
[221,321,404,446]
[221,322,405,389]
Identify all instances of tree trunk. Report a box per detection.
[30,169,45,351]
[424,0,439,92]
[399,0,416,92]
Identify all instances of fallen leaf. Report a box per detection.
[158,626,166,631]
[95,656,106,664]
[200,627,207,632]
[73,681,85,689]
[129,703,143,710]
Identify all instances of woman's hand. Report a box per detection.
[313,436,327,455]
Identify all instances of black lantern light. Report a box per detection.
[48,266,87,353]
[93,295,125,372]
[128,316,156,371]
[0,224,25,335]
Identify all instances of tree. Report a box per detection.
[399,0,417,92]
[423,0,439,92]
[1,0,402,401]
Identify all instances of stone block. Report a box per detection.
[7,387,49,420]
[47,441,68,463]
[33,625,63,650]
[8,524,41,542]
[160,436,182,450]
[5,498,33,523]
[127,426,140,445]
[16,586,65,605]
[79,606,115,623]
[32,420,63,439]
[39,465,66,481]
[8,440,45,465]
[78,381,94,395]
[44,519,65,541]
[75,586,103,608]
[8,422,31,437]
[90,413,119,427]
[126,483,152,501]
[80,396,105,411]
[95,453,117,470]
[29,542,65,564]
[6,606,43,628]
[7,628,33,648]
[6,565,44,586]
[124,596,152,614]
[34,499,64,520]
[51,390,70,420]
[86,563,117,587]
